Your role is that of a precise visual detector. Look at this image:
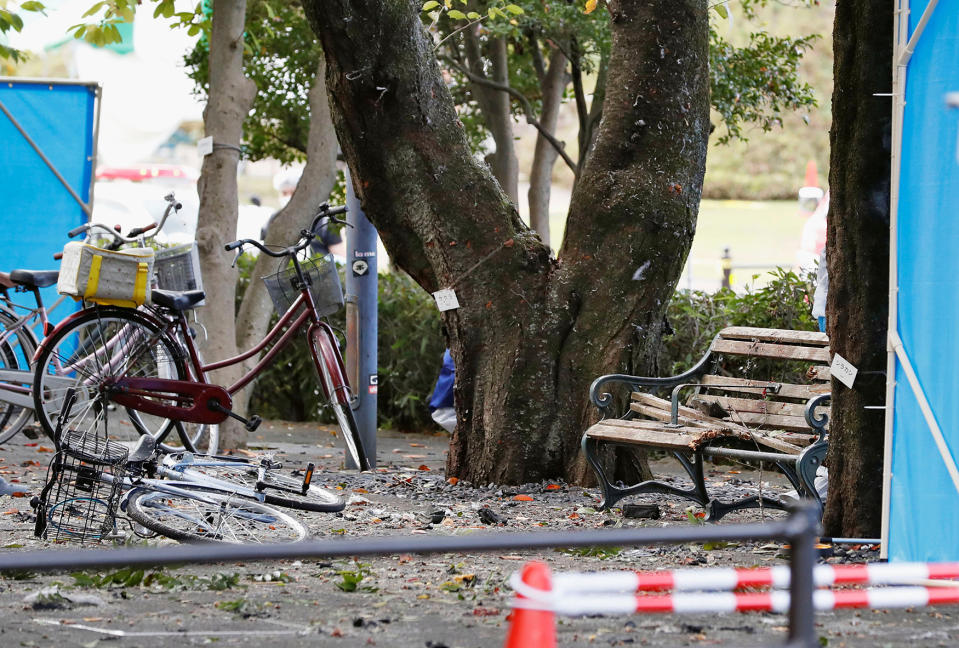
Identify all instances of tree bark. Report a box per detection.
[233,56,339,416]
[527,45,567,247]
[821,0,892,537]
[464,31,519,204]
[303,0,709,485]
[194,0,257,449]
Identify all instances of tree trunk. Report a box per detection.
[527,46,567,247]
[194,0,257,449]
[821,0,892,537]
[464,31,519,204]
[233,56,339,416]
[303,0,709,485]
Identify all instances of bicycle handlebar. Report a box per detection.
[224,203,349,258]
[70,193,181,245]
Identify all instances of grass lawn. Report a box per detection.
[545,198,807,293]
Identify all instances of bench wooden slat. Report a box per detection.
[587,420,714,451]
[701,375,830,400]
[719,327,829,346]
[587,418,805,455]
[629,403,715,428]
[718,411,812,433]
[690,395,808,418]
[630,392,712,422]
[711,338,832,363]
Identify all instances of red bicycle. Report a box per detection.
[31,204,372,470]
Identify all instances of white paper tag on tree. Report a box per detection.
[433,288,460,312]
[831,353,858,388]
[197,136,213,157]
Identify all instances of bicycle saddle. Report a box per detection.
[151,289,206,311]
[0,272,14,289]
[9,269,59,289]
[127,434,158,463]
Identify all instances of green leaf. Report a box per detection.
[20,1,46,12]
[466,11,480,19]
[421,1,440,11]
[505,4,524,14]
[81,2,106,19]
[714,3,729,19]
[447,9,467,19]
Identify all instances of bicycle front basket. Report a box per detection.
[262,255,343,317]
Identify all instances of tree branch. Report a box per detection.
[444,57,578,176]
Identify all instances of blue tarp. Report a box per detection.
[0,80,96,314]
[888,0,959,562]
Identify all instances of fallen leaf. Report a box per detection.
[447,477,459,485]
[546,484,561,491]
[513,495,533,502]
[409,443,425,448]
[36,446,54,453]
[473,607,500,617]
[353,488,369,494]
[418,465,430,471]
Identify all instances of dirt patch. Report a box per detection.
[0,423,955,647]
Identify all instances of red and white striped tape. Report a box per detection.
[548,562,959,594]
[515,586,959,616]
[508,563,959,616]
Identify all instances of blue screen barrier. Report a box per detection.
[0,79,97,329]
[888,0,959,562]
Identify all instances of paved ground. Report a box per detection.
[0,422,957,647]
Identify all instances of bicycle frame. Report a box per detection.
[39,257,352,427]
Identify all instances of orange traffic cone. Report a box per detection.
[504,561,557,648]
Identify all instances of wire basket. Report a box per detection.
[262,255,343,317]
[33,394,128,544]
[155,242,204,297]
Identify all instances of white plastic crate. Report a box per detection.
[58,242,154,307]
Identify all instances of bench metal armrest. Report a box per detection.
[666,382,781,426]
[804,392,831,442]
[589,343,717,415]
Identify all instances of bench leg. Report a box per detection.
[796,440,828,515]
[582,434,712,510]
[703,458,804,522]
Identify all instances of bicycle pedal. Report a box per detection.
[245,415,262,432]
[22,426,39,440]
[301,463,315,495]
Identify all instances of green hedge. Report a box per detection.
[246,262,816,429]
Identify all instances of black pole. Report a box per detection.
[786,504,821,648]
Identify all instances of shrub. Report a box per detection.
[248,264,444,431]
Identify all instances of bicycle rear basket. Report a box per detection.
[155,242,204,297]
[262,255,343,317]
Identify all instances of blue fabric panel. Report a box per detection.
[0,82,95,318]
[889,0,959,562]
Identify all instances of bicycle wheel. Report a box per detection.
[0,305,38,444]
[310,328,372,470]
[124,485,308,543]
[33,307,187,444]
[162,453,344,513]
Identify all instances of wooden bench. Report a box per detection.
[581,327,832,521]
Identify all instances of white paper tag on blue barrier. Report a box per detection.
[831,353,858,389]
[433,288,460,312]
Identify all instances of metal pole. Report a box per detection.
[0,516,800,573]
[786,503,821,648]
[344,170,377,468]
